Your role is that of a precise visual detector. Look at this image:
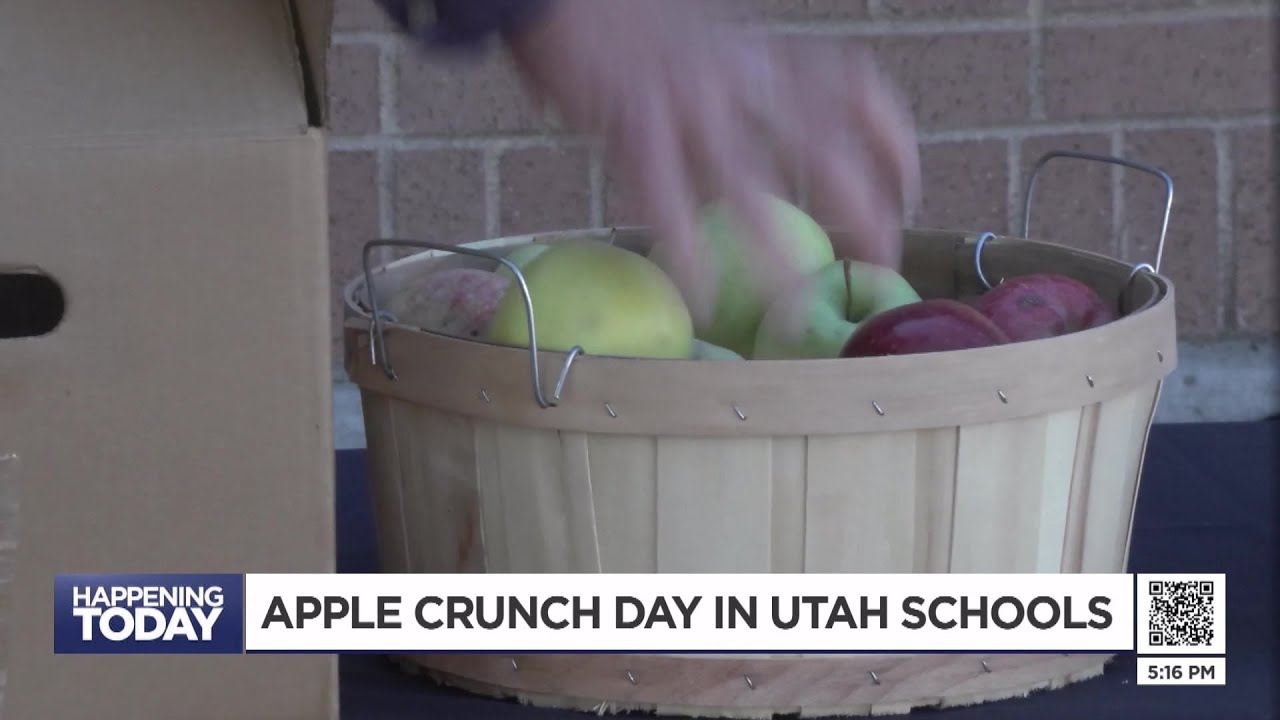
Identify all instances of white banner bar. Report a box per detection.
[243,573,1134,653]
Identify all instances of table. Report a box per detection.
[336,420,1279,720]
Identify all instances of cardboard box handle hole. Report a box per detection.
[0,268,65,339]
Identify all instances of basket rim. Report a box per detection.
[343,225,1174,320]
[397,651,1114,718]
[340,227,1178,437]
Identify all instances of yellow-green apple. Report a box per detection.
[649,195,835,357]
[690,338,744,361]
[752,259,922,359]
[485,240,694,359]
[386,268,510,339]
[840,299,1011,358]
[972,274,1116,342]
[495,242,551,284]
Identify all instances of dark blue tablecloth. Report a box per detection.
[336,420,1280,720]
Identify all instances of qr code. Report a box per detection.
[1146,579,1216,647]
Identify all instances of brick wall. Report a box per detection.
[325,0,1277,364]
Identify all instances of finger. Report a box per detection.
[843,44,922,218]
[728,38,810,196]
[732,38,847,212]
[742,39,907,269]
[806,132,904,269]
[608,84,717,328]
[668,54,803,304]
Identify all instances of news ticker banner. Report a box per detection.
[53,572,1226,683]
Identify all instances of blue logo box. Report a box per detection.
[54,573,244,654]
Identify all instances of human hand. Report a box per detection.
[505,0,920,324]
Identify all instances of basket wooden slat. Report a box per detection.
[955,409,1080,572]
[362,384,1159,577]
[586,434,656,572]
[764,437,802,572]
[1084,385,1162,572]
[660,437,773,572]
[343,226,1176,717]
[361,392,412,574]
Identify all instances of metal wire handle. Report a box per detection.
[974,150,1175,297]
[1023,150,1174,274]
[361,239,583,409]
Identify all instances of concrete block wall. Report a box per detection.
[0,454,15,694]
[326,0,1277,447]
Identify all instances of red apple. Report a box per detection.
[840,299,1011,358]
[386,267,510,339]
[973,273,1115,342]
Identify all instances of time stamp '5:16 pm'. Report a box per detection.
[1136,657,1226,686]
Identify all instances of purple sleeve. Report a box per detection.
[374,0,554,49]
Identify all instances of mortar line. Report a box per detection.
[330,2,1269,42]
[912,112,1280,144]
[1216,129,1237,331]
[483,145,502,239]
[328,134,595,152]
[588,144,606,228]
[379,36,400,135]
[376,146,394,260]
[771,17,1027,34]
[763,3,1269,35]
[1046,0,1269,23]
[1007,136,1022,236]
[325,112,1280,152]
[1111,131,1126,261]
[1027,0,1046,121]
[796,165,811,214]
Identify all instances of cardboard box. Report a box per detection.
[0,1,337,717]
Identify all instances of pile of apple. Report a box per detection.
[382,196,1116,362]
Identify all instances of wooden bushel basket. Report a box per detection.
[341,152,1180,717]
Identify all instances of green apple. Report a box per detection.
[752,259,922,359]
[689,338,744,361]
[495,242,550,284]
[649,195,836,357]
[485,240,694,359]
